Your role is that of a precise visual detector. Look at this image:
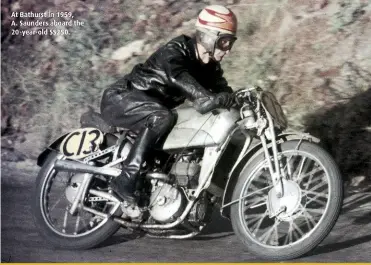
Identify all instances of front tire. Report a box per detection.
[32,152,121,250]
[230,140,343,260]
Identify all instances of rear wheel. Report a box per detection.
[230,140,343,260]
[32,152,122,249]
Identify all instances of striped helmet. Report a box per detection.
[195,5,238,35]
[195,5,238,58]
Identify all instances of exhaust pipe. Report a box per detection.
[54,160,121,177]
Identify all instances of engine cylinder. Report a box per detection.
[171,161,201,187]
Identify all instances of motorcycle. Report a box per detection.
[32,86,343,260]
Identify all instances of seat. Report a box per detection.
[80,107,138,138]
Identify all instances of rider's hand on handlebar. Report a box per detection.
[232,88,247,106]
[215,92,234,108]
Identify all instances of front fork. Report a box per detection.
[259,111,284,198]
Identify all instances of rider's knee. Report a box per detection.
[146,110,175,134]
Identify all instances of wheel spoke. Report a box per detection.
[282,154,295,175]
[246,214,265,227]
[306,193,328,206]
[237,186,273,205]
[252,176,270,186]
[249,202,266,209]
[285,156,293,177]
[297,167,323,184]
[292,221,305,238]
[259,220,279,244]
[62,206,69,233]
[74,214,81,235]
[49,194,66,212]
[301,206,318,229]
[296,157,307,182]
[292,227,301,241]
[303,190,328,199]
[304,167,315,190]
[305,207,325,214]
[284,221,294,245]
[305,180,328,194]
[251,209,269,234]
[274,221,279,245]
[244,196,266,208]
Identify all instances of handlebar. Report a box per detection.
[234,86,260,97]
[233,86,261,106]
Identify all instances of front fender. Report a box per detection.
[276,130,320,143]
[36,133,69,167]
[220,130,319,219]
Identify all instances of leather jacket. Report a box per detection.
[127,35,233,114]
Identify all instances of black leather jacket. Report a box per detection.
[127,35,233,114]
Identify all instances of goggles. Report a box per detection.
[215,34,237,51]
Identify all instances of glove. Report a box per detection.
[214,92,234,108]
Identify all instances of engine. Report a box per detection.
[148,181,185,223]
[146,151,202,223]
[170,151,202,188]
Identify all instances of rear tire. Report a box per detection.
[230,140,343,260]
[32,152,121,250]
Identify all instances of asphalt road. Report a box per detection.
[1,160,371,262]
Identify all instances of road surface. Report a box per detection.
[1,160,371,262]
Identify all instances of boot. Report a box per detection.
[110,127,159,203]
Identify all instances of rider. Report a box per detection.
[100,5,238,203]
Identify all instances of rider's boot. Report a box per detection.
[110,127,158,203]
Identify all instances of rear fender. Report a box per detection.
[220,131,319,219]
[37,133,69,167]
[37,127,111,167]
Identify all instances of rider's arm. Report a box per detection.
[171,72,222,114]
[163,43,220,114]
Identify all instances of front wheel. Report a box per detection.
[230,140,343,260]
[32,152,122,250]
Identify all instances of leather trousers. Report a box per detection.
[100,78,175,202]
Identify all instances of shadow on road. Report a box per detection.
[99,208,236,246]
[341,193,371,214]
[352,212,371,225]
[201,209,233,235]
[97,231,145,248]
[302,192,371,258]
[307,233,371,257]
[192,209,235,241]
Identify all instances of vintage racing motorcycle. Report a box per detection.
[32,86,343,260]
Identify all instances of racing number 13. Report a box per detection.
[62,129,101,157]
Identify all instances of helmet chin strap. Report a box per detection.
[207,51,217,61]
[209,40,217,61]
[196,45,212,64]
[204,39,217,62]
[195,38,217,63]
[201,50,216,63]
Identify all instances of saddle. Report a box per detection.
[80,106,138,138]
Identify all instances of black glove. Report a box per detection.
[215,92,234,108]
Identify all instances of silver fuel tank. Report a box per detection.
[162,107,240,150]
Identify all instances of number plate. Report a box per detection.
[60,128,104,159]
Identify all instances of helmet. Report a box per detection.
[196,5,237,35]
[195,5,238,57]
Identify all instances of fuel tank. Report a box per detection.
[162,107,240,150]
